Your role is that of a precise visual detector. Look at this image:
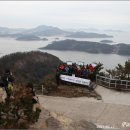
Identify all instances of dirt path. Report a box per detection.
[38,86,130,130]
[95,85,130,106]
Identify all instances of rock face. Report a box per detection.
[30,108,100,130]
[0,88,6,102]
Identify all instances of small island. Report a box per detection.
[42,38,48,41]
[55,37,59,40]
[16,34,41,41]
[100,40,114,43]
[40,39,130,55]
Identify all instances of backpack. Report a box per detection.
[8,83,13,92]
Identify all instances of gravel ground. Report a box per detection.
[38,85,130,130]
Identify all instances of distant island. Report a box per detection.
[0,25,67,38]
[42,38,48,41]
[0,25,113,40]
[104,29,124,33]
[100,40,114,43]
[66,32,113,38]
[41,39,130,55]
[16,34,41,41]
[55,37,59,40]
[15,35,48,41]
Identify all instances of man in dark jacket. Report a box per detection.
[1,69,14,99]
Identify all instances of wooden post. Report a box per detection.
[42,84,44,94]
[115,80,117,88]
[126,81,128,89]
[109,79,111,88]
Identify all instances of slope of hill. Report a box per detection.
[41,39,130,55]
[0,51,61,85]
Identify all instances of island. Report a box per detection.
[16,34,41,41]
[55,37,59,40]
[42,38,48,41]
[66,32,113,38]
[100,40,114,43]
[40,39,130,55]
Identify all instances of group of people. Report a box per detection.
[57,62,96,80]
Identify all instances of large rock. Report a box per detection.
[30,108,101,130]
[0,87,6,102]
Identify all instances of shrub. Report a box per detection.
[0,86,41,129]
[43,74,58,91]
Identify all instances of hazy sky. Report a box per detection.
[0,1,130,30]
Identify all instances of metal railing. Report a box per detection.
[96,75,130,91]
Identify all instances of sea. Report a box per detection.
[0,31,130,71]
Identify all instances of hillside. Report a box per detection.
[41,39,130,55]
[0,51,61,85]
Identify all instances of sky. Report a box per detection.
[0,1,130,31]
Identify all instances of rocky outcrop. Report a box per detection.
[0,88,6,102]
[30,108,101,130]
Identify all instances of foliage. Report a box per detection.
[106,59,130,80]
[89,62,103,81]
[94,62,104,74]
[0,87,41,129]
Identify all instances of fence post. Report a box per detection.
[42,84,44,94]
[126,81,128,89]
[95,75,130,90]
[109,79,111,88]
[115,80,117,88]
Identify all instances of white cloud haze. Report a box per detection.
[0,1,130,30]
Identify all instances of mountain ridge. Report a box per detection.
[0,25,113,40]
